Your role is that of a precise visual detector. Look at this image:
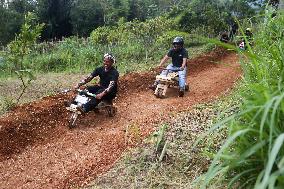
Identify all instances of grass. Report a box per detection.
[194,10,284,189]
[0,72,84,106]
[84,92,240,189]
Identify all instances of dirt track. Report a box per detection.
[0,47,241,189]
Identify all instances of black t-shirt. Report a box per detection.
[167,48,189,67]
[231,23,238,33]
[91,66,119,93]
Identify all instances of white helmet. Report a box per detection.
[104,53,116,64]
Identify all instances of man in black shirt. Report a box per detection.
[239,28,253,50]
[151,36,188,97]
[74,53,119,113]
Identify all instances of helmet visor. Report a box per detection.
[173,43,182,48]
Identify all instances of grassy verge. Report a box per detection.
[196,10,284,189]
[84,91,240,189]
[0,73,85,114]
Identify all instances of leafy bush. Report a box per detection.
[1,16,208,76]
[155,30,189,48]
[90,26,113,45]
[24,16,180,74]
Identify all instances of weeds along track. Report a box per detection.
[0,47,241,189]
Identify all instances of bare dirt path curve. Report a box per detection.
[0,48,241,189]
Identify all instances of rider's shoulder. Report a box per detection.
[92,66,104,74]
[182,48,188,53]
[168,48,175,52]
[110,66,119,74]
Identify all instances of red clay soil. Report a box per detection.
[0,47,241,189]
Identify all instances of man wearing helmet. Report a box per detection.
[239,28,253,50]
[245,28,253,41]
[73,53,119,113]
[151,36,188,97]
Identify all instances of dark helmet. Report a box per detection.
[172,36,184,46]
[103,53,116,64]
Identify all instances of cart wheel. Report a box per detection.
[157,88,165,98]
[68,112,78,128]
[107,106,117,117]
[185,84,190,92]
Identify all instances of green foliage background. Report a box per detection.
[0,0,268,46]
[0,16,211,76]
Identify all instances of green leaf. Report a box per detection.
[257,133,284,189]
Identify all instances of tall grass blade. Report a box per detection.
[228,168,258,189]
[257,133,284,189]
[202,129,250,188]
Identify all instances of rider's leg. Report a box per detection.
[184,65,188,87]
[83,98,102,113]
[84,90,116,113]
[178,67,187,89]
[81,85,104,113]
[86,85,103,94]
[229,31,233,41]
[178,67,187,96]
[102,92,116,104]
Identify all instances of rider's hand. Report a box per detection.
[74,84,87,90]
[179,67,184,71]
[96,92,104,100]
[158,65,164,70]
[73,84,80,91]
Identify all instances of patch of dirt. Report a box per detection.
[0,47,241,189]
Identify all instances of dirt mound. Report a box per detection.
[0,94,67,160]
[0,47,241,189]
